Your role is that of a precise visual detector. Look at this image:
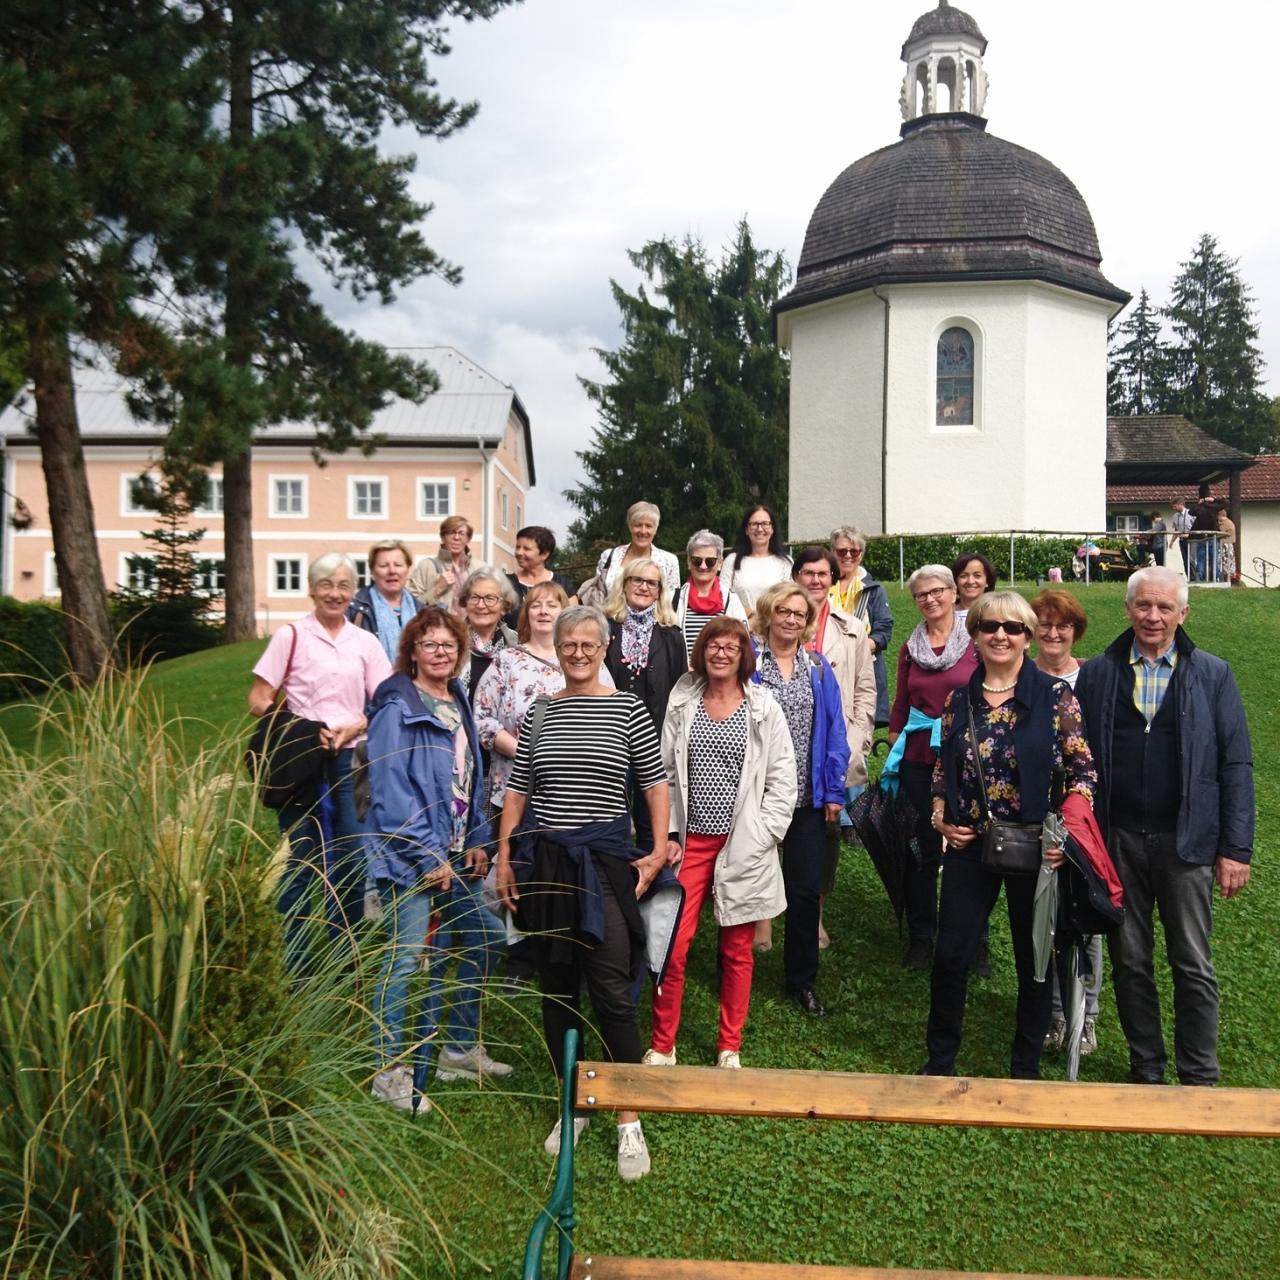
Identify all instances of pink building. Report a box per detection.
[0,347,534,632]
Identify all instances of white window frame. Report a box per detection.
[515,504,522,531]
[931,316,984,435]
[43,551,61,598]
[194,555,226,594]
[1113,513,1142,533]
[269,474,309,519]
[500,490,509,530]
[118,552,157,594]
[268,554,308,597]
[416,476,454,521]
[120,472,158,516]
[194,475,225,516]
[347,474,388,521]
[353,555,372,588]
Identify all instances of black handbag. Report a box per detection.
[966,699,1042,877]
[244,625,326,809]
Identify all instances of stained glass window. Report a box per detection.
[936,326,975,425]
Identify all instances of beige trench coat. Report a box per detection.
[816,601,877,788]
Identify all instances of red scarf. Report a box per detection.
[686,578,725,616]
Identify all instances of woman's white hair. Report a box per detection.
[907,564,956,594]
[626,500,661,529]
[308,552,357,589]
[458,564,518,611]
[554,604,610,648]
[686,529,725,558]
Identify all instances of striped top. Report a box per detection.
[507,692,665,830]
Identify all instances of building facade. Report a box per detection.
[0,347,534,631]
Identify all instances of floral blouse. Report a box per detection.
[930,682,1096,828]
[759,646,814,807]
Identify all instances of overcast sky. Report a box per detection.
[333,0,1280,540]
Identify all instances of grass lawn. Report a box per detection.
[2,584,1277,1277]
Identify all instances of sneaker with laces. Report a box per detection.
[716,1050,741,1069]
[616,1124,650,1181]
[435,1043,514,1082]
[1080,1018,1098,1056]
[1044,1017,1066,1050]
[641,1047,676,1066]
[370,1066,431,1114]
[543,1115,589,1155]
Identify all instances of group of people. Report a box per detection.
[1168,488,1237,582]
[246,502,1254,1184]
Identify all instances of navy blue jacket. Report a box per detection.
[363,674,492,887]
[1074,628,1254,864]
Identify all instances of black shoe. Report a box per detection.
[1127,1068,1167,1085]
[902,939,933,971]
[972,941,992,980]
[793,987,828,1017]
[919,1061,957,1076]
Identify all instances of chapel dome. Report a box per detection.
[902,1,986,57]
[779,115,1128,314]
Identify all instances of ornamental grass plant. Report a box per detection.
[0,673,450,1278]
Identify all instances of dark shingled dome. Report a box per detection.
[777,116,1127,314]
[902,1,987,57]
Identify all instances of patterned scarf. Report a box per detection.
[620,604,657,672]
[905,614,971,672]
[370,587,419,664]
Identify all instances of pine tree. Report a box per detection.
[569,220,791,555]
[1107,288,1167,415]
[1162,234,1272,453]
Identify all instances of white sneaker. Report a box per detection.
[435,1044,514,1082]
[543,1115,589,1155]
[641,1047,676,1066]
[617,1123,650,1181]
[1080,1018,1098,1056]
[716,1050,741,1069]
[370,1066,431,1114]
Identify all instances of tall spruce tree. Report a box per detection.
[570,220,791,556]
[1107,288,1167,416]
[135,0,518,642]
[1162,233,1272,452]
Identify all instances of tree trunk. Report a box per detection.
[221,446,256,639]
[27,324,117,682]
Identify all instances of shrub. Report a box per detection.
[110,590,223,663]
[0,596,68,701]
[860,534,1124,585]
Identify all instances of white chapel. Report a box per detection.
[776,0,1129,539]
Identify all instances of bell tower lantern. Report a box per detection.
[899,0,989,122]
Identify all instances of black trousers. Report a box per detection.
[782,804,827,993]
[532,869,643,1079]
[925,850,1051,1078]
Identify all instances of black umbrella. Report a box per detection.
[847,781,920,924]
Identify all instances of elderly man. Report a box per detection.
[1074,567,1253,1085]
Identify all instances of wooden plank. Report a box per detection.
[569,1257,1132,1280]
[574,1062,1280,1139]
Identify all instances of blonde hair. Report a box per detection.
[626,500,661,530]
[964,590,1038,637]
[516,581,570,642]
[604,557,677,626]
[752,580,817,644]
[368,538,412,569]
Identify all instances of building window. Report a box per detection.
[418,479,453,519]
[515,504,522,530]
[501,491,509,529]
[353,556,371,588]
[936,326,975,426]
[349,477,387,520]
[123,555,156,594]
[195,557,226,593]
[270,556,306,595]
[1111,513,1142,533]
[121,473,158,516]
[194,475,225,516]
[271,476,307,518]
[43,552,60,597]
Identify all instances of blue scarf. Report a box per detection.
[370,588,419,662]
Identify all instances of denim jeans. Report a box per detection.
[372,871,505,1073]
[1106,829,1218,1084]
[275,748,364,978]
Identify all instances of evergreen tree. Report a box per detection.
[1107,288,1167,415]
[1162,233,1272,452]
[569,220,791,556]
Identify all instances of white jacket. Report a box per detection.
[661,675,797,927]
[816,600,877,788]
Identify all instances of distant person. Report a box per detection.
[348,539,420,663]
[1217,507,1236,581]
[719,504,793,613]
[1148,512,1167,568]
[1190,484,1218,581]
[505,525,576,627]
[952,551,997,626]
[829,525,894,727]
[1074,567,1254,1085]
[1170,500,1194,576]
[408,515,474,614]
[674,530,749,663]
[593,501,681,597]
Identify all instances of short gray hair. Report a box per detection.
[309,553,357,589]
[626,500,661,529]
[686,529,725,558]
[1126,565,1189,607]
[555,604,609,648]
[458,565,518,611]
[907,564,956,595]
[830,526,866,552]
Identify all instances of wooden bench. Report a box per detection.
[522,1030,1280,1279]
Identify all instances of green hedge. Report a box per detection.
[860,534,1126,586]
[0,598,69,702]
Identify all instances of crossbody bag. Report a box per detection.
[966,697,1042,877]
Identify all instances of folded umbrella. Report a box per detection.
[848,782,919,924]
[1032,810,1066,982]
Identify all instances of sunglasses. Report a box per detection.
[976,619,1029,636]
[689,555,719,569]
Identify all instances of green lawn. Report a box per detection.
[2,585,1278,1277]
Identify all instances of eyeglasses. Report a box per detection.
[913,587,949,603]
[558,641,602,657]
[1036,621,1075,635]
[834,546,862,558]
[689,556,719,569]
[416,639,459,653]
[747,521,773,531]
[466,593,502,607]
[316,580,355,595]
[976,619,1029,636]
[628,578,662,592]
[774,606,807,622]
[705,643,741,657]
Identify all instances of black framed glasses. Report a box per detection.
[976,619,1029,636]
[416,639,460,653]
[628,578,662,592]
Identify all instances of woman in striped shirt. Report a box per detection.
[494,605,681,1182]
[673,530,750,664]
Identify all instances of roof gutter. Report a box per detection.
[871,285,891,534]
[477,438,493,564]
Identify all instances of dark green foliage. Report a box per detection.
[0,597,68,701]
[568,219,792,555]
[1107,287,1168,415]
[860,534,1096,585]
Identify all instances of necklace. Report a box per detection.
[982,680,1016,694]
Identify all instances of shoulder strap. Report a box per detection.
[964,693,991,822]
[526,693,552,757]
[279,624,299,697]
